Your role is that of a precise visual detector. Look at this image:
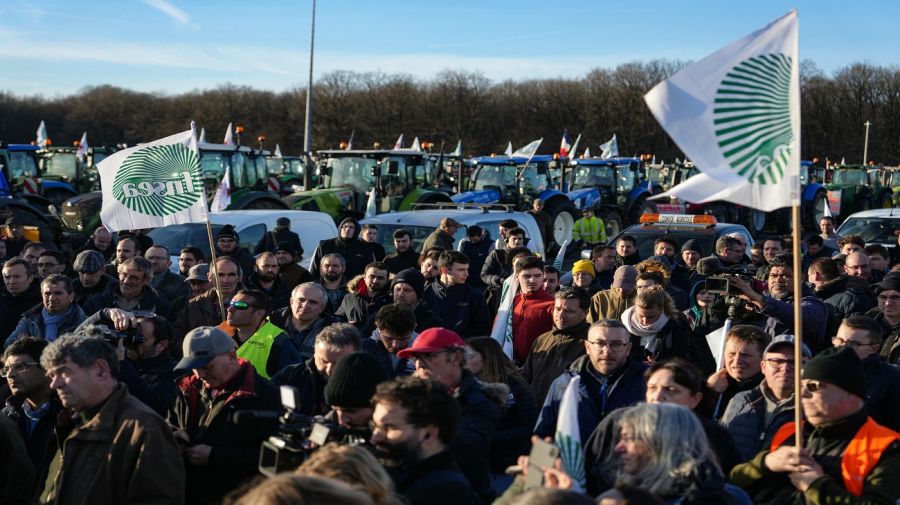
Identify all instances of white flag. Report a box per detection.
[489,274,517,360]
[346,130,354,150]
[364,187,377,218]
[553,240,569,270]
[198,127,207,144]
[451,139,462,157]
[512,138,543,158]
[645,10,800,212]
[274,144,283,158]
[36,121,48,147]
[393,134,404,150]
[599,134,618,160]
[99,129,208,232]
[211,166,232,213]
[76,132,89,162]
[583,147,591,158]
[504,141,513,156]
[223,122,234,145]
[410,137,421,151]
[555,375,586,492]
[568,134,582,161]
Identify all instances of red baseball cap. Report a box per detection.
[397,328,465,359]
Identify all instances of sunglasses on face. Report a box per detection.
[228,300,256,311]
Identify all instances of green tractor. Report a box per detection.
[266,154,314,194]
[821,165,893,221]
[285,149,452,222]
[37,145,118,206]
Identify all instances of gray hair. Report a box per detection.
[321,253,346,268]
[40,334,120,379]
[615,403,718,495]
[316,323,361,351]
[118,256,152,280]
[292,282,327,302]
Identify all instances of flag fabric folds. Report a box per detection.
[410,137,421,152]
[599,134,618,160]
[198,127,207,144]
[393,134,404,150]
[559,130,572,158]
[223,122,234,145]
[644,10,800,212]
[489,274,517,360]
[552,240,569,270]
[568,134,582,161]
[451,140,462,157]
[346,130,355,150]
[76,132,89,162]
[504,142,513,156]
[364,187,377,218]
[512,139,543,159]
[36,121,48,147]
[99,129,208,232]
[583,147,591,158]
[211,166,232,213]
[274,144,283,158]
[555,375,586,492]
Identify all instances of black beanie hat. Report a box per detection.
[802,346,867,399]
[875,272,900,295]
[324,352,388,408]
[681,238,703,256]
[391,268,425,299]
[217,224,239,241]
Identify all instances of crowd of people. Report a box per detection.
[0,211,898,505]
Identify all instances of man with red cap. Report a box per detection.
[398,327,501,504]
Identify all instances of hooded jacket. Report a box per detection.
[335,275,391,329]
[309,217,376,280]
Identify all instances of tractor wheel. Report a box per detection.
[545,200,578,247]
[803,190,827,232]
[44,189,77,210]
[740,208,768,237]
[628,197,657,225]
[602,210,624,240]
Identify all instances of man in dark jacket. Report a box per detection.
[420,217,460,255]
[245,252,291,311]
[76,310,179,417]
[522,288,591,406]
[272,323,361,416]
[383,228,420,274]
[0,258,41,342]
[360,224,386,260]
[423,251,491,338]
[83,257,173,320]
[397,328,500,505]
[808,257,875,320]
[71,250,118,307]
[41,335,185,505]
[870,273,900,365]
[6,274,86,348]
[386,268,442,333]
[832,315,900,431]
[172,257,244,346]
[534,320,647,442]
[702,324,767,420]
[269,282,340,360]
[254,216,302,256]
[214,225,255,278]
[169,326,278,505]
[74,226,115,260]
[370,375,478,505]
[719,335,810,462]
[457,225,492,290]
[336,261,391,329]
[146,245,192,302]
[614,234,641,266]
[527,198,554,252]
[2,337,59,494]
[363,303,418,378]
[309,217,375,281]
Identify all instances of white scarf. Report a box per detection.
[621,306,670,339]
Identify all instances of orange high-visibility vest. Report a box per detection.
[769,417,900,496]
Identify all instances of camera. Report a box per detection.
[78,323,146,347]
[246,386,369,477]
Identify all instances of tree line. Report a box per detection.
[1,59,898,164]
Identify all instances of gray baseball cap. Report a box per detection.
[764,334,812,358]
[175,326,235,371]
[185,263,210,282]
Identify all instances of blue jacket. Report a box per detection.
[6,303,87,349]
[758,289,829,352]
[534,355,647,441]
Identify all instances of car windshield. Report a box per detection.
[520,165,548,194]
[837,217,900,245]
[573,166,614,187]
[286,159,304,176]
[473,165,515,190]
[618,164,636,192]
[832,170,867,185]
[200,152,229,179]
[9,151,38,178]
[326,156,375,192]
[42,152,78,180]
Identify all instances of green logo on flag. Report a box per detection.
[112,144,202,216]
[555,431,586,487]
[713,53,793,185]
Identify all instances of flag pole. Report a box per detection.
[791,203,804,450]
[192,120,227,322]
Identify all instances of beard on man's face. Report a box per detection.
[373,436,422,469]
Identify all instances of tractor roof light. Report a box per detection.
[639,213,717,226]
[235,125,245,134]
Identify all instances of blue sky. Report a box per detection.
[0,0,895,96]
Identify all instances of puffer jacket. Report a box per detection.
[815,274,876,319]
[42,383,184,505]
[335,275,391,329]
[6,304,87,349]
[719,382,795,462]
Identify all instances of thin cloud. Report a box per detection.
[141,0,194,27]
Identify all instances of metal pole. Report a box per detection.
[863,121,871,164]
[303,0,316,156]
[791,204,804,450]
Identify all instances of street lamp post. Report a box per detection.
[863,120,871,165]
[302,0,316,187]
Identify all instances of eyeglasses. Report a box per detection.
[831,336,878,348]
[763,357,796,368]
[803,380,828,393]
[878,294,900,303]
[228,300,256,311]
[1,362,40,377]
[368,421,414,434]
[586,340,628,351]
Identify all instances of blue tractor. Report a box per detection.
[452,155,579,247]
[565,157,658,237]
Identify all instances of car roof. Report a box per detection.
[839,209,900,219]
[570,157,642,166]
[610,222,755,244]
[470,155,556,165]
[360,209,537,228]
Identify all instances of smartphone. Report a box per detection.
[523,439,560,490]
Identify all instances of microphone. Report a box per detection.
[696,256,725,276]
